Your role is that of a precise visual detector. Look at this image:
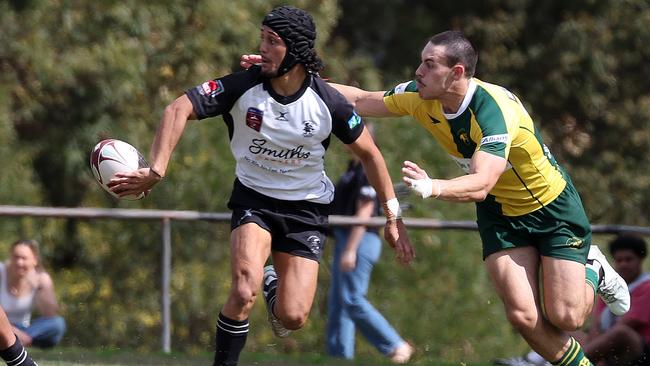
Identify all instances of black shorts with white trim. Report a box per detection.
[228,179,329,262]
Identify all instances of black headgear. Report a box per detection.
[262,6,318,76]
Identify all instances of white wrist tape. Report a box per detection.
[411,178,433,198]
[411,178,442,199]
[383,198,402,220]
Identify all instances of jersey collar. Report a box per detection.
[263,73,313,105]
[443,78,477,120]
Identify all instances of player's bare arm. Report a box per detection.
[347,127,415,264]
[109,94,196,197]
[403,151,507,202]
[340,198,375,272]
[239,54,396,118]
[328,83,396,118]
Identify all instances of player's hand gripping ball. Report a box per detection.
[90,139,149,200]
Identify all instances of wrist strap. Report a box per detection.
[432,179,442,199]
[383,198,402,221]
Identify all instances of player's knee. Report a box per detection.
[505,308,538,333]
[229,284,259,309]
[545,305,586,331]
[279,309,310,330]
[548,311,583,331]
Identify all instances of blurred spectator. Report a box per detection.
[0,239,66,348]
[326,137,414,364]
[494,233,650,366]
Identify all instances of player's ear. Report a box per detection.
[452,64,465,80]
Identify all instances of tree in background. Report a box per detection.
[0,0,648,362]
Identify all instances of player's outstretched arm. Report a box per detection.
[347,126,415,264]
[238,54,394,118]
[402,151,507,202]
[109,95,196,197]
[328,83,394,118]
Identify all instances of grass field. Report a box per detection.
[29,347,493,366]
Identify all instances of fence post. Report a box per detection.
[161,217,172,353]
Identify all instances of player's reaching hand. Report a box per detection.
[402,160,441,199]
[240,54,262,69]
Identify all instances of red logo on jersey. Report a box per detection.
[246,107,263,132]
[199,80,224,97]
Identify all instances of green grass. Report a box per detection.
[30,347,493,366]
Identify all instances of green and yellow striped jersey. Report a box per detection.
[384,78,567,216]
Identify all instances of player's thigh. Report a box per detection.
[485,246,541,323]
[540,256,590,317]
[535,184,592,264]
[272,251,319,315]
[230,222,272,289]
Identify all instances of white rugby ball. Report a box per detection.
[90,139,149,200]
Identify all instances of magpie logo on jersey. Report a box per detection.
[275,111,289,121]
[246,107,264,132]
[458,129,471,145]
[198,80,224,98]
[302,120,316,137]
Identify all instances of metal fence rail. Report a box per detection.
[1,204,649,353]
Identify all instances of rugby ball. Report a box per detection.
[90,139,149,200]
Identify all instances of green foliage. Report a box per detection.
[1,0,649,364]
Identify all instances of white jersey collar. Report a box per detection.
[443,78,477,120]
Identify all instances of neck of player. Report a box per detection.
[441,78,470,114]
[270,64,308,96]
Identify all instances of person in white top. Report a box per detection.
[108,6,414,366]
[0,240,65,349]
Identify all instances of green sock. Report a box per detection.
[585,266,599,295]
[551,337,593,366]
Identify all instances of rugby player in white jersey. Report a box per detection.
[109,6,414,366]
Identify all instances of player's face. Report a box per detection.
[259,26,287,77]
[9,244,37,276]
[414,43,458,100]
[613,249,643,284]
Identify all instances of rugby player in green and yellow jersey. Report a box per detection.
[327,31,630,366]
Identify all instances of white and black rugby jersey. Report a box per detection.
[185,65,364,204]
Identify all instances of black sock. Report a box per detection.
[0,336,37,366]
[213,312,249,366]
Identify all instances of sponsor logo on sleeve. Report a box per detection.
[480,134,509,146]
[393,81,411,94]
[198,79,224,97]
[347,111,361,129]
[246,107,264,132]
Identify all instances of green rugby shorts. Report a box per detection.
[477,183,591,264]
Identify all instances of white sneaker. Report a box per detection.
[263,265,291,338]
[588,245,630,316]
